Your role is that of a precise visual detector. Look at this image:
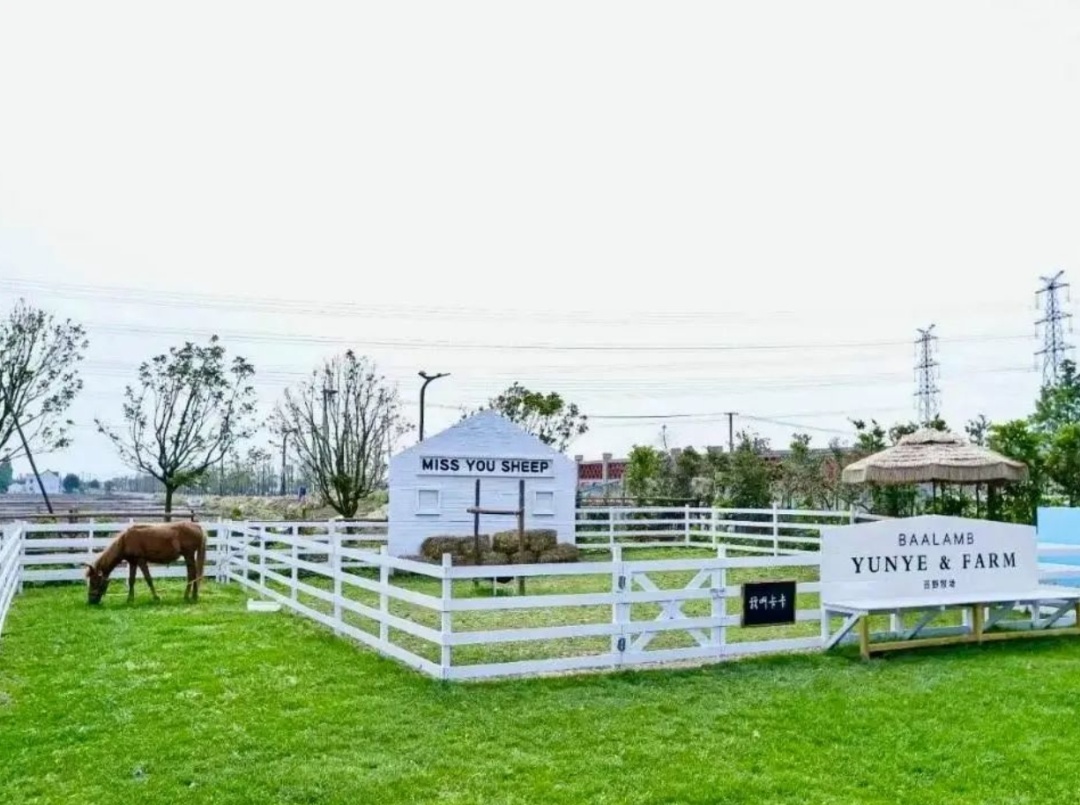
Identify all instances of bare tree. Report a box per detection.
[96,336,257,517]
[0,299,89,460]
[276,351,408,518]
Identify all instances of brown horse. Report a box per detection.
[84,522,207,605]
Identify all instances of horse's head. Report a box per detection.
[84,564,109,604]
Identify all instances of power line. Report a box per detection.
[0,276,1038,326]
[73,361,1037,396]
[914,324,940,425]
[79,320,1032,354]
[1035,270,1074,386]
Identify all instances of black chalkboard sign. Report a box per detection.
[741,580,797,627]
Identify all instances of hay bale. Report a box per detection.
[510,549,537,565]
[538,543,581,563]
[522,529,557,553]
[480,550,511,566]
[492,530,525,554]
[419,536,455,561]
[420,534,491,563]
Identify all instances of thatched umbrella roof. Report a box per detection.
[841,428,1028,485]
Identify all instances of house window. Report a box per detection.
[532,490,555,516]
[417,488,441,515]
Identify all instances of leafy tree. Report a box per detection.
[721,431,774,509]
[777,433,825,509]
[96,336,257,517]
[1046,423,1080,507]
[0,456,11,493]
[671,446,711,503]
[86,478,101,491]
[1033,359,1080,433]
[103,479,116,494]
[276,350,408,518]
[987,418,1047,524]
[966,414,991,446]
[62,472,81,493]
[624,445,668,503]
[0,299,89,461]
[469,383,587,451]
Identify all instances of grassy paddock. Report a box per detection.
[2,581,1080,803]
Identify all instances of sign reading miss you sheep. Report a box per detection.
[819,515,1039,602]
[419,456,555,477]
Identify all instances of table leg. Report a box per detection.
[859,615,870,660]
[973,604,984,643]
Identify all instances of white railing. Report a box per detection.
[575,506,881,554]
[5,518,1080,679]
[0,523,23,642]
[219,523,825,680]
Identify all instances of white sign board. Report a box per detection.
[418,456,555,478]
[820,515,1038,603]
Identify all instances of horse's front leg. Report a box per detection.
[128,560,137,603]
[138,560,160,602]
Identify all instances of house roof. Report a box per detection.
[391,410,573,464]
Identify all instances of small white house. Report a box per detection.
[6,470,61,495]
[388,411,578,556]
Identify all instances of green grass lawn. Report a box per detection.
[2,580,1080,804]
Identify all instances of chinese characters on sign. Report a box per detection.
[741,580,797,627]
[924,579,957,591]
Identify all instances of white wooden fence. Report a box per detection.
[0,523,22,640]
[220,523,824,679]
[574,505,881,553]
[8,515,1077,680]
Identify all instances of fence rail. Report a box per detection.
[574,506,881,554]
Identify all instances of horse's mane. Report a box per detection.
[92,528,128,574]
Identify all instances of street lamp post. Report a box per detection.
[418,371,449,441]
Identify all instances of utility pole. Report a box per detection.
[0,379,53,514]
[724,412,738,453]
[1036,270,1074,387]
[277,428,295,496]
[418,371,449,441]
[914,324,941,425]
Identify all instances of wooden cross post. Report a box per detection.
[466,478,528,595]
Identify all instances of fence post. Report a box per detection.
[291,540,299,602]
[219,521,230,583]
[608,506,615,549]
[379,546,390,647]
[441,553,453,679]
[331,538,342,635]
[711,507,718,548]
[684,504,691,545]
[258,526,267,590]
[17,522,25,594]
[849,506,856,524]
[712,546,726,653]
[610,544,626,665]
[772,503,779,556]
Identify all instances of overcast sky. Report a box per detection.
[1,1,1079,479]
